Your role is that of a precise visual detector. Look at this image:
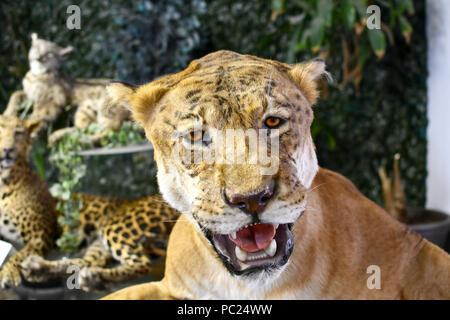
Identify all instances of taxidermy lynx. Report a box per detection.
[4,33,130,143]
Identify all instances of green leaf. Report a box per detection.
[311,120,321,139]
[341,0,356,30]
[399,15,413,44]
[317,0,333,27]
[396,0,414,15]
[271,0,285,20]
[367,28,386,59]
[326,132,336,150]
[295,33,309,52]
[405,0,415,14]
[49,184,63,197]
[272,0,283,12]
[309,17,325,53]
[351,0,368,18]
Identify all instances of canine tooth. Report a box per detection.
[264,239,277,257]
[231,232,237,239]
[274,224,279,229]
[235,246,248,261]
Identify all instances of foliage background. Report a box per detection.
[0,0,427,206]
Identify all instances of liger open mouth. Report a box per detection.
[208,222,294,275]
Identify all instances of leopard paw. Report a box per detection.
[21,254,50,280]
[0,266,22,289]
[78,267,108,292]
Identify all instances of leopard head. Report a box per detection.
[28,33,74,75]
[108,51,329,279]
[0,115,40,172]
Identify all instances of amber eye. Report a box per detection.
[188,130,203,142]
[264,117,284,129]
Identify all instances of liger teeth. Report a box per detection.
[264,239,277,257]
[274,224,279,229]
[235,246,247,261]
[231,232,237,239]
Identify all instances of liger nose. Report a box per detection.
[225,181,276,215]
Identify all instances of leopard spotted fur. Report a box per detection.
[0,115,58,288]
[22,193,180,291]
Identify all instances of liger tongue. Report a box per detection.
[229,223,276,253]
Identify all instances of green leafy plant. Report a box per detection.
[99,122,144,148]
[49,128,92,252]
[203,0,414,92]
[49,122,145,253]
[270,0,415,88]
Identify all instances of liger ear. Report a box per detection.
[128,84,169,127]
[287,58,331,105]
[107,81,167,127]
[25,119,42,135]
[107,60,200,128]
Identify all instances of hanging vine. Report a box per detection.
[49,121,145,253]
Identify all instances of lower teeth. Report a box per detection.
[246,253,268,261]
[234,239,278,262]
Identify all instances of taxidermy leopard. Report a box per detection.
[0,114,180,291]
[4,33,130,143]
[0,115,58,289]
[21,191,180,291]
[104,50,450,300]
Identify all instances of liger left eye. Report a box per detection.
[184,130,212,146]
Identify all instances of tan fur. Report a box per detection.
[103,51,450,299]
[105,170,450,299]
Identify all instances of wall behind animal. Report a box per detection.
[0,0,427,206]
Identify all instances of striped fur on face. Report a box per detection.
[108,50,327,239]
